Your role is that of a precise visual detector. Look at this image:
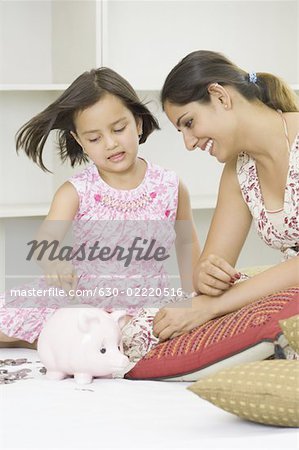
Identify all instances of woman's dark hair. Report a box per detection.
[161,50,298,113]
[16,68,160,172]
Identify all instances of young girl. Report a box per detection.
[153,50,299,342]
[0,67,200,351]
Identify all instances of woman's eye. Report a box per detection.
[184,119,193,128]
[89,137,100,143]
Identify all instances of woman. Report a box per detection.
[153,50,299,342]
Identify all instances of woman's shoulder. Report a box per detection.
[285,111,299,149]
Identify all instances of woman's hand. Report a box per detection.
[44,261,78,295]
[153,294,218,342]
[193,254,239,296]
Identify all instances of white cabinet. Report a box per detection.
[0,0,101,217]
[0,0,298,217]
[0,0,100,85]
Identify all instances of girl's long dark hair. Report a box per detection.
[16,68,160,172]
[161,50,298,112]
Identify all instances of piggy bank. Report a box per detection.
[37,307,130,384]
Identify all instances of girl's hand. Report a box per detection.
[153,295,218,342]
[44,261,78,295]
[193,254,239,296]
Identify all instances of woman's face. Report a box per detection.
[164,93,238,163]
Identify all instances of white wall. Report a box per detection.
[192,209,281,269]
[0,1,52,83]
[104,0,298,88]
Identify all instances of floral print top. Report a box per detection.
[68,158,179,311]
[237,134,299,260]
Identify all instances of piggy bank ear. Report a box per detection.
[110,310,128,330]
[78,309,101,334]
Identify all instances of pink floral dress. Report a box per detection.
[0,159,179,343]
[236,134,299,260]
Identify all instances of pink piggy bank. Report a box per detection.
[37,307,130,384]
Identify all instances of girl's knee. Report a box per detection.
[0,330,19,343]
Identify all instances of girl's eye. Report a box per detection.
[89,137,100,143]
[114,126,126,133]
[184,119,193,129]
[114,127,125,133]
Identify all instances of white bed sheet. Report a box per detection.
[0,348,298,450]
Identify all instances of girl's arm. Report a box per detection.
[37,181,79,240]
[175,180,201,292]
[46,181,79,221]
[193,158,252,295]
[35,182,79,292]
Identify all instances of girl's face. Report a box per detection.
[72,93,142,173]
[164,90,238,163]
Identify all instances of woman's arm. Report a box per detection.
[153,257,298,342]
[153,159,251,341]
[193,158,252,295]
[209,256,299,315]
[175,180,201,292]
[153,158,298,342]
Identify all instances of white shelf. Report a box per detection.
[0,203,50,218]
[191,195,217,210]
[0,84,69,91]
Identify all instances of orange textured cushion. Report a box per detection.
[125,288,299,381]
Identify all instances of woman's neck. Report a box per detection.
[237,103,294,167]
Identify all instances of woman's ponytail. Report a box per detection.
[255,73,298,112]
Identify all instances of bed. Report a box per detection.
[0,347,298,450]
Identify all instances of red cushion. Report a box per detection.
[125,288,299,380]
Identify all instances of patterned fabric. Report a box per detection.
[69,159,178,222]
[0,159,179,343]
[279,314,299,353]
[125,288,299,380]
[68,159,179,311]
[236,133,299,260]
[188,360,299,427]
[121,292,190,363]
[121,308,159,363]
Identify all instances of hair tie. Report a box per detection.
[248,72,257,84]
